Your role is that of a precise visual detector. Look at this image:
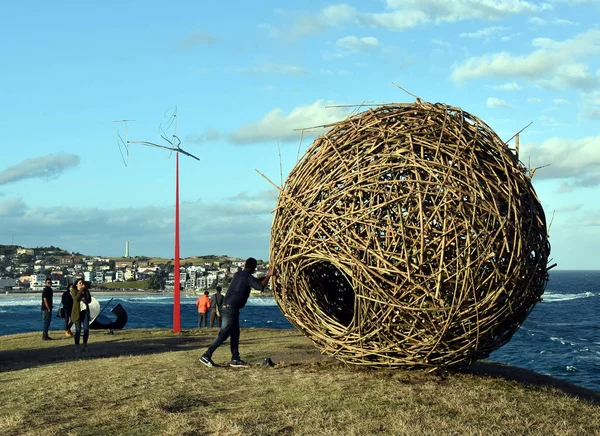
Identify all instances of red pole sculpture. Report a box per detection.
[114,109,199,334]
[173,153,181,333]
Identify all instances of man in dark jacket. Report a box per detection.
[199,258,273,367]
[209,286,224,328]
[41,278,53,340]
[61,284,74,337]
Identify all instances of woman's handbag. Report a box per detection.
[57,304,65,318]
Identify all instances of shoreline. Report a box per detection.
[0,290,173,300]
[0,291,275,299]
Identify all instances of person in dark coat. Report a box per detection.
[71,278,92,352]
[199,258,273,368]
[209,286,224,328]
[41,278,53,340]
[61,284,74,337]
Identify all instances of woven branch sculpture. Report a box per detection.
[270,100,552,369]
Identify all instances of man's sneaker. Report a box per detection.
[230,359,249,368]
[199,355,215,368]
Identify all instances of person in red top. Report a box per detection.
[195,290,211,330]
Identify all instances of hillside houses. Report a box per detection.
[0,245,268,293]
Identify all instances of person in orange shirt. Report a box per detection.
[195,290,211,330]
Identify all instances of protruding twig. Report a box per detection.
[548,209,556,234]
[505,122,533,146]
[277,142,283,188]
[529,164,551,179]
[391,82,422,101]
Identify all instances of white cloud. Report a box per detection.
[226,63,308,75]
[321,4,357,24]
[0,154,80,185]
[554,0,594,4]
[553,18,578,26]
[500,33,521,41]
[460,26,509,39]
[528,97,542,103]
[487,97,512,108]
[553,98,569,104]
[535,63,598,90]
[528,17,546,25]
[285,4,358,39]
[385,0,550,22]
[451,29,600,90]
[581,90,600,119]
[359,9,430,30]
[185,129,222,144]
[519,135,600,186]
[335,36,379,52]
[0,197,27,217]
[536,115,570,127]
[491,81,522,91]
[0,192,277,259]
[230,100,351,145]
[196,67,211,73]
[431,39,451,47]
[582,107,600,119]
[555,204,583,213]
[174,31,219,51]
[281,1,549,38]
[258,23,280,38]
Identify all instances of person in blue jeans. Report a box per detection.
[200,258,273,367]
[71,278,92,352]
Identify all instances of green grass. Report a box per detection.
[1,329,598,435]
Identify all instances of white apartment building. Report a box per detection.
[195,273,218,290]
[115,270,125,282]
[83,271,94,282]
[94,270,104,283]
[124,269,136,281]
[30,274,47,291]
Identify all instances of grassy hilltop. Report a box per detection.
[1,329,599,436]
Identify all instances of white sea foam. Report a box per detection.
[550,336,577,346]
[92,295,278,306]
[541,291,595,303]
[0,298,40,308]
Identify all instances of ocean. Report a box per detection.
[1,270,598,392]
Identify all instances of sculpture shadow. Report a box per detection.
[0,332,206,372]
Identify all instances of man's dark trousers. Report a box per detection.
[42,311,52,338]
[205,306,240,361]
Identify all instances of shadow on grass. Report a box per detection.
[0,328,313,373]
[2,329,598,406]
[462,360,600,405]
[0,331,208,372]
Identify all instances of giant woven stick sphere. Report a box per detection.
[270,100,551,368]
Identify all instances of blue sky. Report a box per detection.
[0,0,598,269]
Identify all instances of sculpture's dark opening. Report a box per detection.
[302,261,355,327]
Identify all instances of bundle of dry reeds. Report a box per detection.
[269,100,552,369]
